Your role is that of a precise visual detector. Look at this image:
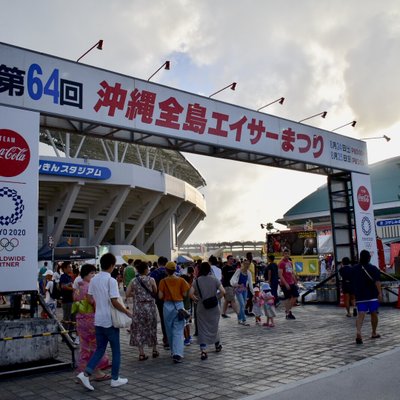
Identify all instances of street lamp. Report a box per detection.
[209,82,237,98]
[361,135,391,142]
[77,39,103,62]
[298,111,328,123]
[147,61,171,81]
[332,121,357,131]
[257,97,285,112]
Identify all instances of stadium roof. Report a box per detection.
[278,156,400,225]
[39,129,206,189]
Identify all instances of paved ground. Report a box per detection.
[2,303,400,400]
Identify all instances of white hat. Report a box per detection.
[44,270,53,276]
[261,282,271,291]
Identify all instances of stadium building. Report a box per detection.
[38,130,207,260]
[276,156,400,263]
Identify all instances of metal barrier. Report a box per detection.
[0,291,76,377]
[300,270,400,306]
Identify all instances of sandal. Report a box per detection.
[200,351,208,360]
[215,344,222,353]
[93,373,111,382]
[356,336,363,345]
[371,334,381,339]
[139,354,148,361]
[152,350,160,358]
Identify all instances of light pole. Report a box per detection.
[257,97,285,112]
[77,40,103,62]
[298,111,327,123]
[209,82,237,98]
[332,121,357,131]
[361,135,391,142]
[147,61,171,81]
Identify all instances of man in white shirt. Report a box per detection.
[44,270,57,315]
[209,255,222,281]
[77,253,132,391]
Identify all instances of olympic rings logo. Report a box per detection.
[0,187,24,226]
[361,216,372,236]
[0,237,19,251]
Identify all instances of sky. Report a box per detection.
[2,0,400,244]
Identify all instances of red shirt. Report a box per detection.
[278,259,295,285]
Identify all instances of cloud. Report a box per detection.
[2,0,400,244]
[344,11,400,133]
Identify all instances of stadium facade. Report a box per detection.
[38,130,207,260]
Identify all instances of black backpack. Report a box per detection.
[50,281,61,300]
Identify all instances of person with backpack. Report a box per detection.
[44,270,57,316]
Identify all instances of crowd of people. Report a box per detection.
[33,248,382,391]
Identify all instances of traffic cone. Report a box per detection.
[396,286,400,309]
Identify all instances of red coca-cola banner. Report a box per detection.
[0,129,31,177]
[0,106,39,292]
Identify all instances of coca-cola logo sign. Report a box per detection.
[0,129,30,177]
[357,185,371,211]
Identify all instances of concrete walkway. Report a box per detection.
[2,304,400,399]
[243,347,400,400]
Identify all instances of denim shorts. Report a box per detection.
[356,299,379,313]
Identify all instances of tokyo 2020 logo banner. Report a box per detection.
[0,106,39,292]
[352,172,378,267]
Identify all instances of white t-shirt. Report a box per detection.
[73,275,83,290]
[88,271,120,328]
[45,280,57,306]
[211,265,222,281]
[53,271,61,283]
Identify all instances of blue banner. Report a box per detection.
[377,219,400,227]
[39,160,111,180]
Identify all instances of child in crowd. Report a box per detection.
[252,287,264,325]
[261,283,276,327]
[44,270,57,316]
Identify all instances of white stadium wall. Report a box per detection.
[38,155,206,260]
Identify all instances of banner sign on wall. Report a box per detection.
[266,230,318,256]
[352,172,378,266]
[0,106,39,292]
[53,246,97,261]
[0,42,368,174]
[266,230,319,276]
[39,160,111,180]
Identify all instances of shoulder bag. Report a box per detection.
[136,276,157,299]
[196,279,219,309]
[109,278,131,328]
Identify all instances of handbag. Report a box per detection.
[110,297,131,328]
[177,308,191,320]
[196,280,218,309]
[164,279,191,321]
[108,278,131,328]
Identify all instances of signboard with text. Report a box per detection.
[39,159,111,180]
[352,172,378,266]
[0,42,368,174]
[53,246,97,261]
[267,230,319,276]
[0,106,39,292]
